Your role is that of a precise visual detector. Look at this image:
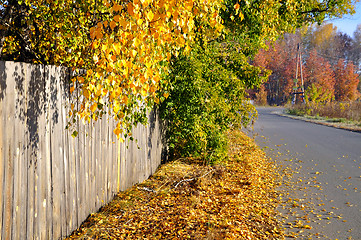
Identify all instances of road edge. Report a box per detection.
[271,109,361,134]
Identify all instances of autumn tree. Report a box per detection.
[253,40,297,105]
[1,0,225,139]
[334,59,360,101]
[303,50,335,103]
[253,18,361,106]
[1,0,358,151]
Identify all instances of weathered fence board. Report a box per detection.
[0,61,165,239]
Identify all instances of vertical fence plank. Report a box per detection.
[107,118,114,202]
[67,90,78,235]
[38,64,49,240]
[78,121,86,223]
[25,62,34,240]
[51,65,70,239]
[62,121,69,239]
[45,65,58,240]
[90,120,96,213]
[0,61,5,240]
[12,62,28,240]
[101,117,107,205]
[95,120,101,210]
[59,68,72,239]
[0,62,10,239]
[2,61,15,240]
[120,139,126,191]
[130,134,136,186]
[84,122,91,216]
[81,120,90,220]
[117,136,122,192]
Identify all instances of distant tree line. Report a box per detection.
[251,23,361,105]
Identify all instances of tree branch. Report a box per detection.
[174,169,214,188]
[0,4,14,58]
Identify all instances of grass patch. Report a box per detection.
[326,118,347,123]
[66,130,283,240]
[287,101,361,122]
[286,101,361,128]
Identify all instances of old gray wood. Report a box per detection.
[0,61,165,239]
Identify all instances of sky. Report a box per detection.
[328,1,361,37]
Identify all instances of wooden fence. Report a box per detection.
[0,61,165,239]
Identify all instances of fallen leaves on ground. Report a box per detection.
[66,129,284,239]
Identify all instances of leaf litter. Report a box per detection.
[66,130,285,239]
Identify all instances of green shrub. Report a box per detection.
[160,43,261,163]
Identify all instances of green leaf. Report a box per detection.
[71,131,78,138]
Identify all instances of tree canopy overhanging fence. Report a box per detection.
[0,0,358,141]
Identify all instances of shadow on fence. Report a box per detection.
[0,61,165,239]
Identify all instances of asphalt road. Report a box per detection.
[245,107,361,239]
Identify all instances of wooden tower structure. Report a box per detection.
[292,43,305,104]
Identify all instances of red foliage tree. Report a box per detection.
[253,41,296,105]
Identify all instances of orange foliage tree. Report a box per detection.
[304,50,335,103]
[334,59,360,101]
[253,40,297,105]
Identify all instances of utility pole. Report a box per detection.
[292,43,305,105]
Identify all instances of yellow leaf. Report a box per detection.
[113,102,120,113]
[70,86,75,94]
[147,11,154,21]
[127,3,134,16]
[140,89,147,96]
[137,18,143,26]
[166,11,172,19]
[110,20,117,30]
[120,19,128,28]
[96,31,103,40]
[113,44,121,54]
[90,27,96,39]
[90,103,97,113]
[83,89,90,99]
[153,74,160,82]
[131,50,137,58]
[239,12,244,21]
[114,15,121,22]
[133,38,141,48]
[303,225,312,229]
[122,95,128,104]
[113,127,121,136]
[78,58,84,66]
[78,76,84,83]
[112,3,122,12]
